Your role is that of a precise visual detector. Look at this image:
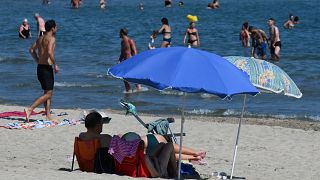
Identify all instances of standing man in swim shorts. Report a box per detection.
[25,19,60,123]
[268,18,281,61]
[34,13,46,37]
[248,26,268,60]
[118,28,141,93]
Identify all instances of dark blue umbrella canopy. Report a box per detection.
[108,47,259,98]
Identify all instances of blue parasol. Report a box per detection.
[108,47,259,179]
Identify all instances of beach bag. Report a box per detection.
[94,147,116,174]
[180,162,200,179]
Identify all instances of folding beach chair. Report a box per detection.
[114,140,151,177]
[71,137,101,172]
[119,99,185,143]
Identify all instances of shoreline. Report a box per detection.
[103,108,320,132]
[1,104,319,131]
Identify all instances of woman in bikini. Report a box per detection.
[183,22,200,47]
[158,18,172,48]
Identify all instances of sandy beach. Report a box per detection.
[0,104,319,180]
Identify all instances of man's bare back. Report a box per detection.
[31,35,55,65]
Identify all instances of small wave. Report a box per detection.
[55,82,94,88]
[96,75,104,78]
[86,73,105,78]
[186,108,320,121]
[0,57,29,64]
[160,91,184,96]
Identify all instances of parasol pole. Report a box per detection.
[178,93,186,180]
[230,94,247,179]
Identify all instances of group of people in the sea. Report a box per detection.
[240,18,281,61]
[19,1,300,122]
[239,14,300,61]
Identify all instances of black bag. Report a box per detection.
[94,147,115,174]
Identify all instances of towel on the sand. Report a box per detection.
[0,111,46,118]
[0,119,81,129]
[108,135,141,163]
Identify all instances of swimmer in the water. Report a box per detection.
[208,0,219,9]
[164,0,172,7]
[100,0,106,9]
[19,18,31,39]
[283,14,295,29]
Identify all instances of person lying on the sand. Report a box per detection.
[121,132,178,178]
[141,133,206,164]
[79,111,112,147]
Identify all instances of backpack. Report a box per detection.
[180,162,201,179]
[94,147,116,174]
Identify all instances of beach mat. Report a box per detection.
[0,119,82,130]
[0,110,46,118]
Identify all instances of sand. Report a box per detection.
[0,104,319,180]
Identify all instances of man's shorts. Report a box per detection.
[37,64,54,90]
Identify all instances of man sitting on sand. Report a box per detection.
[79,111,112,147]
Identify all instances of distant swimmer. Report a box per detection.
[118,28,141,92]
[240,22,250,48]
[208,0,219,9]
[283,14,294,29]
[248,26,268,60]
[283,14,299,29]
[25,20,60,123]
[158,17,172,48]
[138,3,144,10]
[100,0,106,9]
[164,0,172,7]
[183,22,200,47]
[19,18,31,39]
[148,30,158,49]
[71,0,81,8]
[178,1,184,6]
[42,0,50,5]
[34,13,46,37]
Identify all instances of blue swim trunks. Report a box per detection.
[257,42,267,57]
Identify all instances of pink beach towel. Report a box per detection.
[0,111,46,118]
[108,135,141,163]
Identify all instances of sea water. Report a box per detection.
[0,0,319,121]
